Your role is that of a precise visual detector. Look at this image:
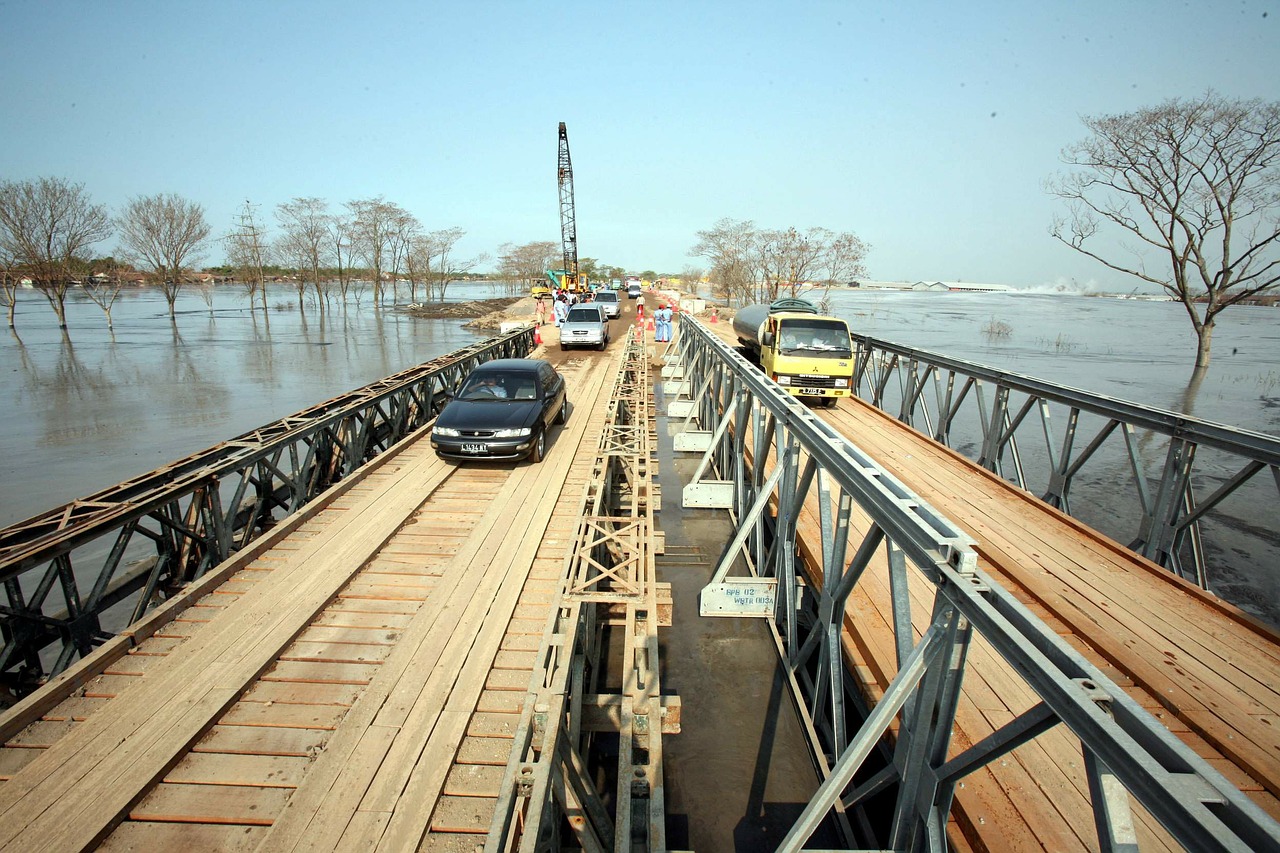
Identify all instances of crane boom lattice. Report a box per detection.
[557,121,579,291]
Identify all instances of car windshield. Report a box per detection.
[566,308,600,322]
[776,321,853,356]
[458,373,539,401]
[596,292,617,301]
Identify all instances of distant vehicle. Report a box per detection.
[560,303,610,351]
[431,359,568,463]
[733,298,853,407]
[626,282,643,299]
[594,289,621,318]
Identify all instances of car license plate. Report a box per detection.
[462,443,486,454]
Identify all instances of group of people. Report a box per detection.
[541,290,594,327]
[653,303,674,342]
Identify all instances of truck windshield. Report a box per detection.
[777,320,852,356]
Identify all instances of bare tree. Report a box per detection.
[80,264,128,329]
[225,201,271,312]
[424,227,485,301]
[347,197,404,306]
[1,245,18,329]
[387,209,421,305]
[0,177,111,330]
[498,240,560,294]
[691,218,763,305]
[116,193,212,321]
[820,229,870,287]
[759,227,827,300]
[328,211,354,304]
[276,197,331,316]
[1049,92,1280,369]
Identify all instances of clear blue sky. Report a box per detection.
[2,0,1276,288]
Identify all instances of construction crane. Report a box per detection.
[556,121,580,292]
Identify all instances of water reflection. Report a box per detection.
[0,284,486,526]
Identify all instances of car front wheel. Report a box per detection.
[554,396,568,424]
[529,430,546,463]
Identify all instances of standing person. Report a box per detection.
[553,295,569,327]
[660,303,674,341]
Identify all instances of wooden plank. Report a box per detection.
[219,701,347,730]
[97,821,267,852]
[128,782,293,825]
[164,753,310,788]
[240,681,361,707]
[261,661,380,685]
[193,724,329,758]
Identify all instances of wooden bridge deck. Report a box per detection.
[0,353,616,852]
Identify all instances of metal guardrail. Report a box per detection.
[665,315,1280,851]
[850,334,1280,593]
[0,328,536,700]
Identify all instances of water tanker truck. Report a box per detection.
[732,298,854,407]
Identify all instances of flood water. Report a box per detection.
[0,283,500,527]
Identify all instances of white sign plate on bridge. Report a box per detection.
[700,579,777,617]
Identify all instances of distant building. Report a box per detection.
[846,279,1015,293]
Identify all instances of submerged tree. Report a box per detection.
[0,177,111,330]
[116,193,212,321]
[1049,92,1280,369]
[225,201,271,312]
[276,197,332,315]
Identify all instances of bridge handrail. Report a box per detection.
[848,333,1280,591]
[852,333,1280,465]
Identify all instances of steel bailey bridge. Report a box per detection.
[0,301,1278,850]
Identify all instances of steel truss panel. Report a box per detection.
[0,329,536,698]
[849,334,1280,592]
[667,315,1280,852]
[488,328,670,852]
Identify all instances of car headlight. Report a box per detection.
[834,378,849,388]
[492,427,532,438]
[434,427,461,437]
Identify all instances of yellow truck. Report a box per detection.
[732,298,854,407]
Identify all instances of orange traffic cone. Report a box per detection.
[710,309,718,323]
[646,316,655,331]
[533,325,542,345]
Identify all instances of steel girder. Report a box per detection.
[488,328,672,852]
[849,334,1280,591]
[0,329,536,698]
[667,316,1280,852]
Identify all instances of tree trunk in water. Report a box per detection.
[1195,321,1214,369]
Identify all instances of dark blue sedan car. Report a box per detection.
[431,359,568,462]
